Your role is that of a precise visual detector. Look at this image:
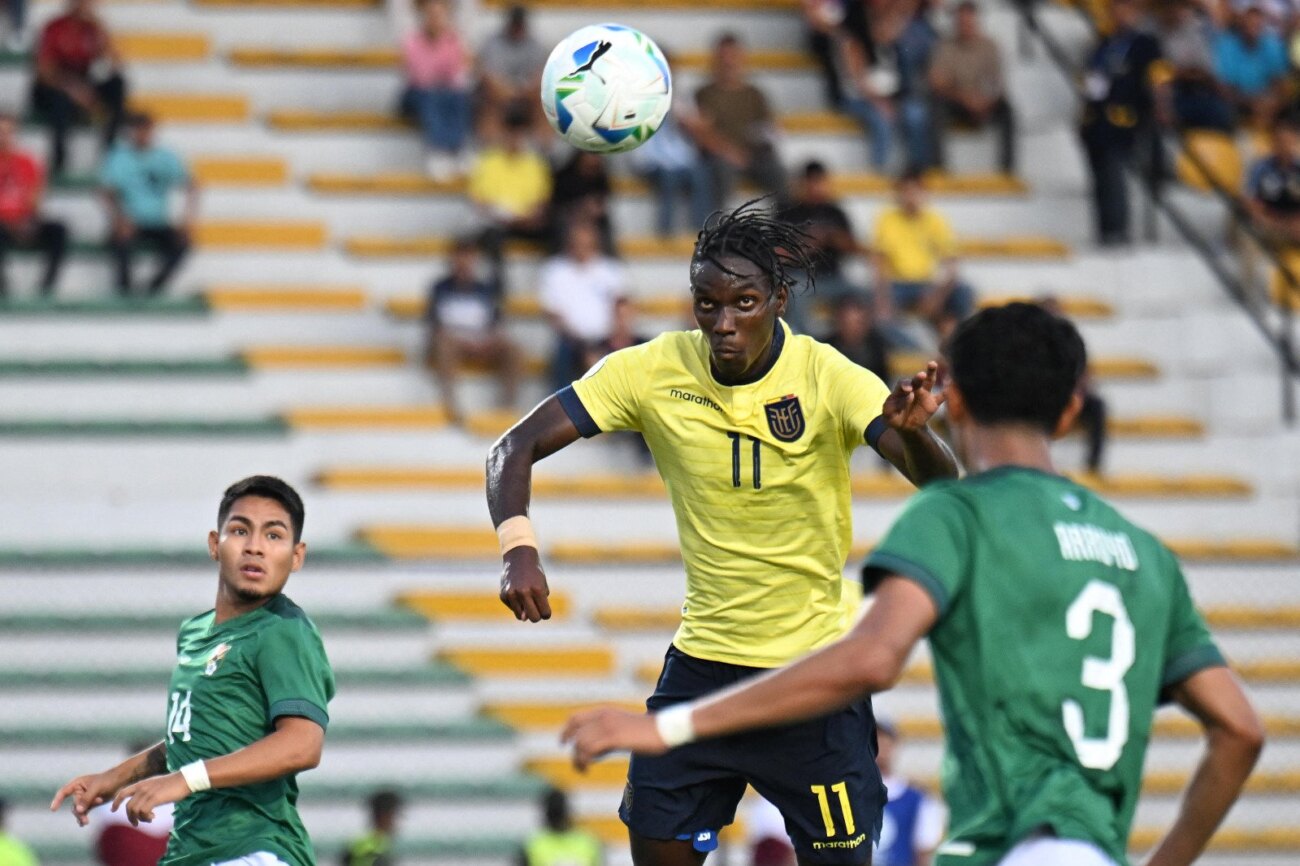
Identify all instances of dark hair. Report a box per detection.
[503,101,532,130]
[716,32,740,49]
[956,0,979,12]
[506,4,528,27]
[896,167,925,187]
[946,302,1087,433]
[125,111,154,128]
[801,160,828,179]
[542,787,570,830]
[692,198,820,295]
[369,790,403,820]
[217,475,305,543]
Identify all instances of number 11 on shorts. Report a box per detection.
[810,782,856,837]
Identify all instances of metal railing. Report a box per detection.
[1015,0,1298,423]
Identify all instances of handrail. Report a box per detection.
[1015,0,1297,423]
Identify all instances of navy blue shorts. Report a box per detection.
[620,646,886,864]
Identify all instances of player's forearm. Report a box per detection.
[203,725,323,789]
[487,426,538,526]
[1144,726,1263,866]
[893,427,959,486]
[109,742,168,788]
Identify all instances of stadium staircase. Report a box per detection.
[0,0,1297,863]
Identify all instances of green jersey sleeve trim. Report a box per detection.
[862,552,952,617]
[1160,643,1227,692]
[269,698,329,730]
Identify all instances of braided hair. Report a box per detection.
[691,198,820,295]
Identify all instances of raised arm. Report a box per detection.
[876,361,960,486]
[487,395,584,622]
[51,741,168,826]
[107,716,326,827]
[1143,667,1265,866]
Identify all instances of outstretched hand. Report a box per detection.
[562,707,667,770]
[499,546,553,622]
[882,360,946,432]
[50,773,119,827]
[110,772,191,827]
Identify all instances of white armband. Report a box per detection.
[654,703,697,748]
[180,760,211,793]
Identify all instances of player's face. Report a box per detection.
[691,254,787,382]
[208,496,304,606]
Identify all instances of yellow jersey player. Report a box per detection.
[486,202,958,866]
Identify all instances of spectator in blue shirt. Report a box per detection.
[629,77,711,238]
[1245,113,1300,244]
[99,112,196,296]
[424,236,520,424]
[1213,2,1288,126]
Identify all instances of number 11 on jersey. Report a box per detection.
[727,432,762,490]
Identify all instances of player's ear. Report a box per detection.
[945,382,968,423]
[291,541,307,572]
[773,281,789,317]
[1052,390,1086,439]
[207,530,219,561]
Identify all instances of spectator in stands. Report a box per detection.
[873,720,946,866]
[100,112,195,296]
[29,0,127,176]
[1244,113,1300,242]
[424,236,519,425]
[0,798,37,866]
[1151,0,1234,132]
[519,788,602,866]
[929,1,1017,173]
[871,170,975,343]
[539,219,628,389]
[550,149,616,254]
[802,0,873,108]
[694,33,788,211]
[1213,0,1288,127]
[778,160,864,331]
[631,104,711,238]
[0,111,68,298]
[468,103,552,288]
[477,4,547,137]
[827,294,892,381]
[91,742,173,866]
[1078,0,1166,246]
[4,0,27,51]
[398,0,474,182]
[341,790,402,866]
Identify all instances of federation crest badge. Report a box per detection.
[764,395,805,442]
[204,642,232,677]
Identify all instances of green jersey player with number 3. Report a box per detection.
[51,476,335,866]
[565,304,1266,866]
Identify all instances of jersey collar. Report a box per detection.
[709,320,787,388]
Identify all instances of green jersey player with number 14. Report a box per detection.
[566,304,1266,866]
[52,476,335,866]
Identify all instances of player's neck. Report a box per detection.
[962,424,1057,476]
[214,586,275,624]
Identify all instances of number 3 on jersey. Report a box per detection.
[1063,580,1135,770]
[168,689,193,743]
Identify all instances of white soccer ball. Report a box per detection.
[540,24,672,154]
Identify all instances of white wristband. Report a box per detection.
[654,703,697,748]
[180,760,211,793]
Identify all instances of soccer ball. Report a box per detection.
[540,24,672,154]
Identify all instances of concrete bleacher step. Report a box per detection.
[53,155,288,190]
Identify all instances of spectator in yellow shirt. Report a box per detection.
[469,103,552,288]
[0,798,38,866]
[871,171,975,344]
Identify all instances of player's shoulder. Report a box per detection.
[258,594,324,641]
[605,329,700,369]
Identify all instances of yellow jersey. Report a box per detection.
[467,147,552,218]
[563,321,893,667]
[872,205,956,283]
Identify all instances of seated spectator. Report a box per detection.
[874,720,947,866]
[827,294,892,381]
[929,1,1017,173]
[632,107,711,237]
[29,0,127,175]
[100,112,196,296]
[1151,0,1234,132]
[424,238,519,425]
[0,111,68,298]
[1244,113,1300,243]
[1078,0,1166,246]
[694,33,788,211]
[550,149,616,254]
[836,1,938,172]
[802,0,873,109]
[0,798,37,866]
[539,219,628,388]
[476,4,548,138]
[468,103,552,288]
[871,171,975,343]
[520,789,602,866]
[1213,0,1288,127]
[341,790,402,866]
[398,0,473,181]
[778,160,865,331]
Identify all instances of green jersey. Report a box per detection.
[161,593,335,866]
[863,467,1224,866]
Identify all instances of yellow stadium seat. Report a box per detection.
[1176,131,1244,193]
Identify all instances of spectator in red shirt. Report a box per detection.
[0,112,68,298]
[29,0,128,175]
